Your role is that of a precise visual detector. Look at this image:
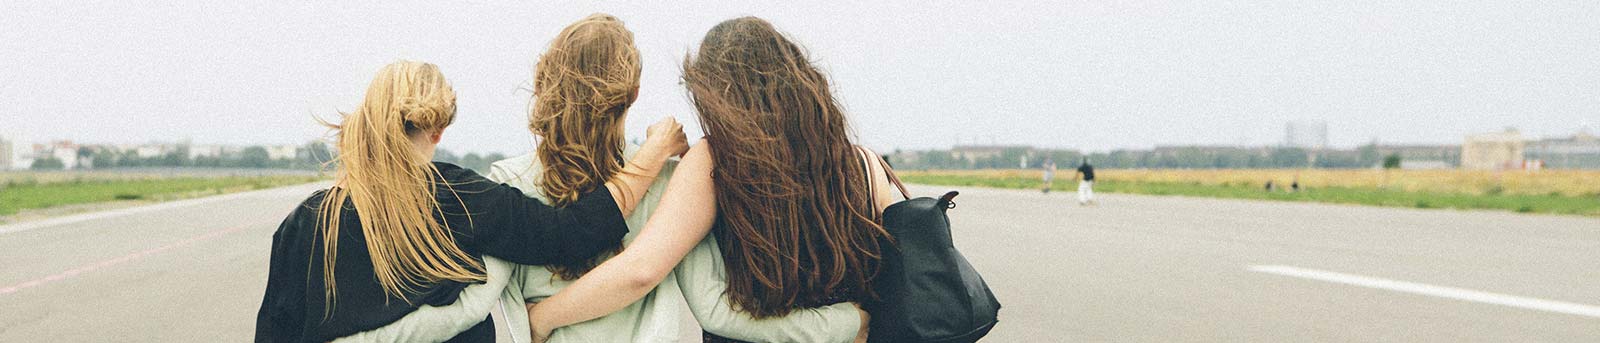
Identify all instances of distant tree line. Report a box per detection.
[890,144,1422,170]
[28,157,66,170]
[28,141,510,174]
[33,142,337,171]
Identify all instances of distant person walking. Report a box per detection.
[1042,158,1056,193]
[1075,158,1096,205]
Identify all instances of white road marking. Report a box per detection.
[1249,265,1600,318]
[0,182,324,235]
[0,226,245,296]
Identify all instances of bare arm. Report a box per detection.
[527,140,719,337]
[604,118,686,216]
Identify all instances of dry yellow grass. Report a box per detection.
[908,169,1600,197]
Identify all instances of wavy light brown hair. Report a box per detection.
[683,17,892,318]
[318,61,484,310]
[530,14,641,279]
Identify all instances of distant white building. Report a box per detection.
[1461,128,1525,170]
[59,142,81,170]
[950,145,1033,162]
[135,145,165,158]
[28,141,82,170]
[13,145,33,170]
[1285,121,1329,149]
[266,145,298,160]
[189,145,225,160]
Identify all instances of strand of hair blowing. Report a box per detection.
[317,61,484,315]
[529,14,642,280]
[684,17,892,319]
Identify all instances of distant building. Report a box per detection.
[135,145,165,158]
[1461,129,1525,170]
[13,144,33,170]
[1398,160,1453,170]
[950,145,1033,162]
[26,141,82,170]
[53,141,80,170]
[1525,129,1600,169]
[1285,121,1329,149]
[1375,144,1460,168]
[266,145,298,160]
[889,150,921,167]
[0,137,12,171]
[189,145,225,160]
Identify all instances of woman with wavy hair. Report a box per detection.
[525,17,895,343]
[335,14,864,343]
[254,60,687,342]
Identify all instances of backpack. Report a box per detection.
[863,156,1001,343]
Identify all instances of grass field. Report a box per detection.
[0,171,323,216]
[899,169,1600,216]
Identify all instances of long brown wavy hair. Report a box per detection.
[683,17,892,318]
[530,14,641,279]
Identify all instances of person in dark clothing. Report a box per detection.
[254,61,687,343]
[1075,158,1096,205]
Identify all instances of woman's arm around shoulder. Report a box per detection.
[469,118,687,265]
[525,139,718,338]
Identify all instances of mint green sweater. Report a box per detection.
[335,147,859,343]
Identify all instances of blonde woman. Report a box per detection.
[336,14,863,343]
[254,60,687,342]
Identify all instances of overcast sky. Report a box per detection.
[1,1,1596,154]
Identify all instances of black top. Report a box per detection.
[254,162,629,343]
[1077,163,1095,181]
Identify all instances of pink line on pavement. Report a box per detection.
[0,226,246,296]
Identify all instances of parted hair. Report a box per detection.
[683,17,892,318]
[530,14,641,280]
[317,61,484,312]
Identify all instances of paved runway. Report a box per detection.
[1,182,1596,342]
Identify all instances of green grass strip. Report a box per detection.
[0,176,322,216]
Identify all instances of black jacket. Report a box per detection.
[255,162,628,342]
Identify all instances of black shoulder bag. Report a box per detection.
[864,156,1001,343]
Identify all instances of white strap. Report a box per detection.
[498,300,520,343]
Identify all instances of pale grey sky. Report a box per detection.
[1,1,1596,154]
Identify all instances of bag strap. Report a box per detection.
[879,158,910,200]
[856,146,909,200]
[857,148,879,209]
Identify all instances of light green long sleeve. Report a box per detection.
[335,147,859,343]
[675,236,862,343]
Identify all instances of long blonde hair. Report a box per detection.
[529,14,641,280]
[318,61,485,309]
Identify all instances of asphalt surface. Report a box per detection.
[1,182,1596,342]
